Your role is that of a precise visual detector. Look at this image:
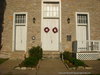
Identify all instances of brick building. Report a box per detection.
[0,0,100,60]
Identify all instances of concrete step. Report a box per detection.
[43,51,60,59]
[10,51,26,60]
[0,51,11,58]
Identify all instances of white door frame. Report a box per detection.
[12,12,28,52]
[76,12,90,41]
[41,0,61,51]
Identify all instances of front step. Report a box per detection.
[0,51,11,58]
[43,51,60,59]
[10,51,26,60]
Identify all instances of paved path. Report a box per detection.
[37,59,67,75]
[0,59,21,75]
[0,59,36,75]
[0,59,100,75]
[84,60,100,74]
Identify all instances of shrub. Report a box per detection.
[19,46,43,67]
[20,57,38,67]
[68,57,85,66]
[62,51,72,60]
[28,46,43,60]
[62,51,86,67]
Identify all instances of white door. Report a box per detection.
[14,13,27,51]
[76,13,89,51]
[42,19,59,51]
[77,26,87,41]
[42,2,60,51]
[77,26,87,51]
[15,26,26,50]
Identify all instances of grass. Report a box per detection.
[0,58,8,64]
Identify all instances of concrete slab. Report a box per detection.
[0,59,22,75]
[0,59,37,75]
[0,59,100,75]
[84,60,100,74]
[37,59,67,75]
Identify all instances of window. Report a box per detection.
[77,14,88,25]
[43,2,59,18]
[15,14,26,25]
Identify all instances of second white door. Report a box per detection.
[42,19,59,51]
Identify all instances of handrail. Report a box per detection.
[77,40,100,52]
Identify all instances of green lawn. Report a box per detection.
[0,58,8,64]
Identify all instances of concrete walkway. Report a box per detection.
[0,59,22,75]
[0,59,100,75]
[37,59,67,75]
[84,60,100,74]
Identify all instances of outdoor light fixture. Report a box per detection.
[67,18,70,24]
[32,36,36,40]
[33,17,36,23]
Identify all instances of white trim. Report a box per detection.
[77,53,100,60]
[76,12,90,41]
[41,0,43,47]
[41,0,61,51]
[88,13,90,41]
[59,0,62,51]
[12,13,15,52]
[43,0,60,2]
[12,12,28,52]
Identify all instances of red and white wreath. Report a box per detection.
[44,27,50,33]
[52,27,58,33]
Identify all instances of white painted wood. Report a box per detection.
[77,26,87,52]
[15,26,26,50]
[76,12,90,52]
[77,40,100,52]
[43,0,60,2]
[41,0,60,51]
[42,19,59,51]
[77,26,87,41]
[13,12,27,51]
[76,12,90,41]
[77,53,100,60]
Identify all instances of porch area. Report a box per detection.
[73,40,100,60]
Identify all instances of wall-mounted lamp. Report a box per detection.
[33,17,36,23]
[67,18,70,24]
[32,36,36,40]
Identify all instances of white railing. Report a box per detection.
[77,40,100,52]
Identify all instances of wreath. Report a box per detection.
[52,27,58,33]
[44,27,50,33]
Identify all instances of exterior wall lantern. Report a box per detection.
[67,18,70,24]
[32,36,36,40]
[33,17,36,23]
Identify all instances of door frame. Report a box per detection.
[41,0,62,51]
[75,12,90,41]
[12,12,28,52]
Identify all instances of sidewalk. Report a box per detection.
[0,59,23,75]
[37,59,67,75]
[0,59,36,75]
[84,60,100,74]
[0,59,100,75]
